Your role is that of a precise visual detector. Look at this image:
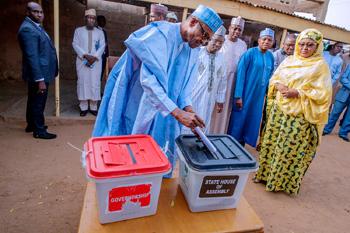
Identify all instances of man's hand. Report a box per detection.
[171,108,205,129]
[216,102,224,113]
[88,56,98,65]
[38,81,47,94]
[235,98,243,109]
[83,54,97,65]
[183,106,203,137]
[184,105,195,113]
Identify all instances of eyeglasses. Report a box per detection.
[198,22,211,43]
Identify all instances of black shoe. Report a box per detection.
[322,131,330,136]
[80,110,88,117]
[90,110,98,116]
[33,132,57,139]
[339,135,350,142]
[25,125,48,133]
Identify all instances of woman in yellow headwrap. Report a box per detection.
[254,29,332,195]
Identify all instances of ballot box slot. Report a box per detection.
[126,143,137,164]
[103,142,137,166]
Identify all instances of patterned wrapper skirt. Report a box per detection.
[255,101,318,195]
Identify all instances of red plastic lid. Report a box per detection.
[84,135,171,179]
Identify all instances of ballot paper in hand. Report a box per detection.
[194,127,218,156]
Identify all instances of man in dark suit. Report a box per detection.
[18,2,58,139]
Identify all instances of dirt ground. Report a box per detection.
[0,120,349,233]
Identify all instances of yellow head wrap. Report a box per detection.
[268,28,332,141]
[294,28,324,60]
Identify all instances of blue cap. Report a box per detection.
[192,5,223,33]
[259,28,275,40]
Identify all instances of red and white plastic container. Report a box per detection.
[82,135,171,224]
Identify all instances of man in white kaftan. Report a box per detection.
[149,3,168,23]
[210,16,247,133]
[72,9,105,116]
[182,26,227,134]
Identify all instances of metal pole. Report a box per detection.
[182,8,188,22]
[280,28,287,48]
[145,14,148,26]
[54,0,60,116]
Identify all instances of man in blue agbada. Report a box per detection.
[93,5,223,176]
[228,28,275,147]
[323,64,350,142]
[323,42,343,86]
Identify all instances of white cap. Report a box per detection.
[166,12,178,22]
[231,16,245,31]
[85,9,96,17]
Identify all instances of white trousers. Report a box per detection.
[79,100,98,111]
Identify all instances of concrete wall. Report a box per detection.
[0,0,62,81]
[221,17,283,49]
[0,0,145,81]
[60,0,145,79]
[0,0,286,81]
[94,1,145,56]
[0,0,33,81]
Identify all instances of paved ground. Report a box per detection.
[0,80,97,121]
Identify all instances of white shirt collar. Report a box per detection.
[26,17,41,28]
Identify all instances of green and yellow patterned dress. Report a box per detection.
[255,100,318,195]
[254,29,332,195]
